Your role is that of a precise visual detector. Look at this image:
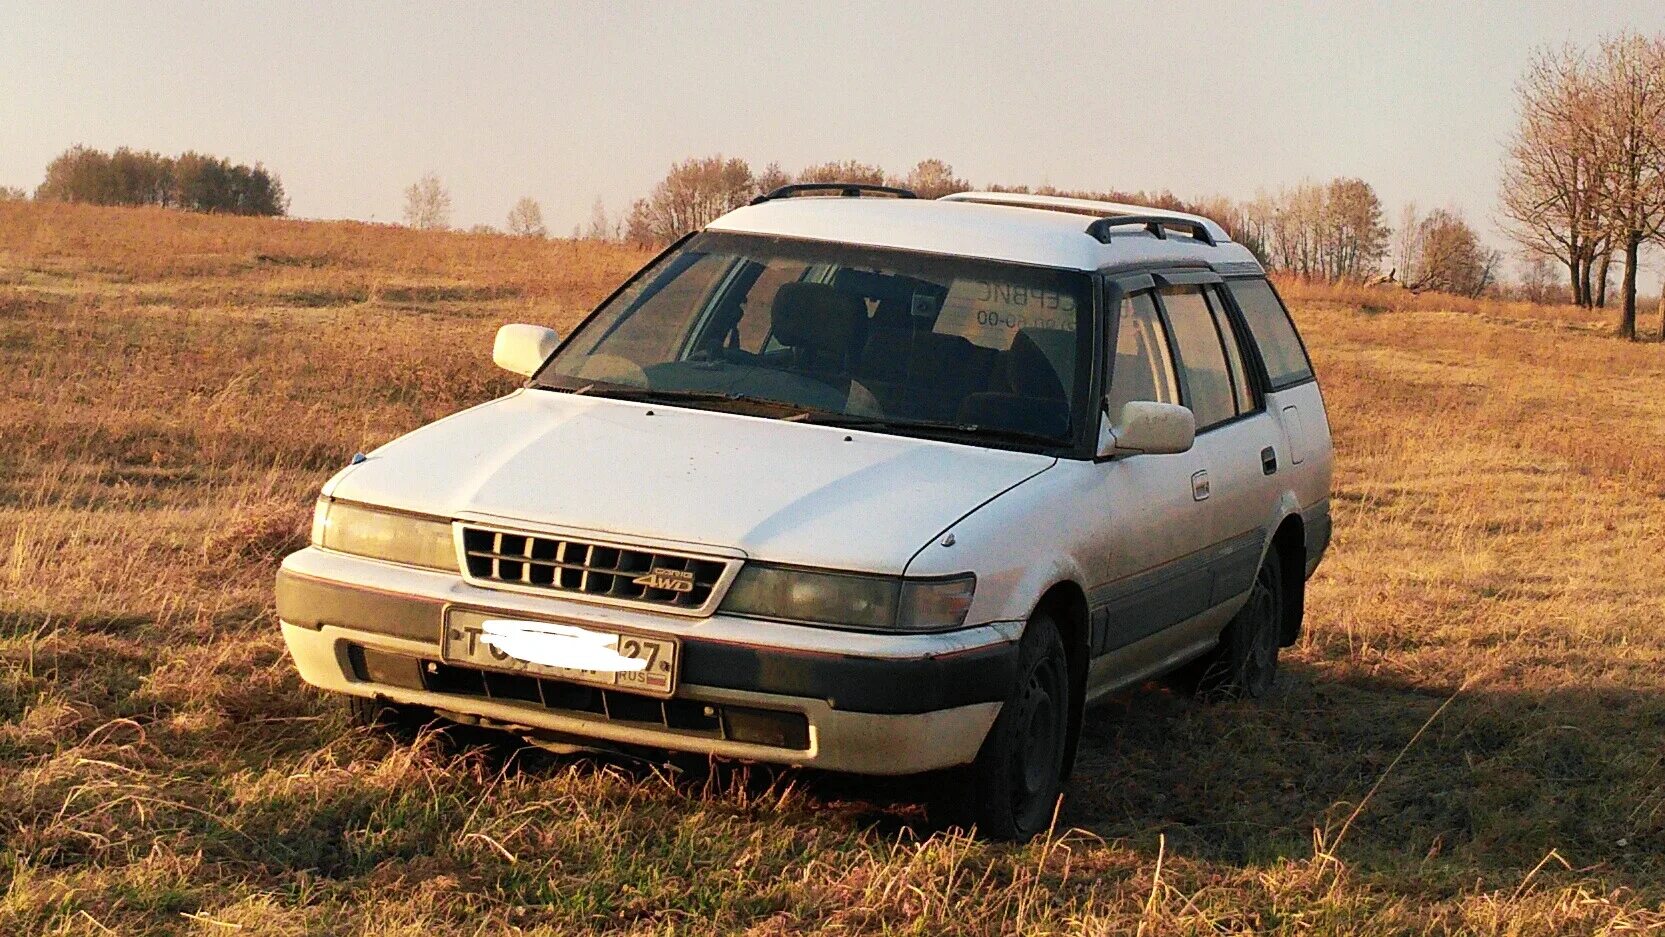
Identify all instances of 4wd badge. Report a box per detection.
[632,567,696,593]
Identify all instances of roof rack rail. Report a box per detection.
[939,193,1232,244]
[1086,215,1216,247]
[749,183,918,205]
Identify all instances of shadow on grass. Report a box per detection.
[1066,662,1664,894]
[405,660,1664,896]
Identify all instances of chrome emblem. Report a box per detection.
[632,567,696,593]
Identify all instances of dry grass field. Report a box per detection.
[2,200,1664,935]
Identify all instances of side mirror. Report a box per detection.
[493,324,560,377]
[1096,400,1196,458]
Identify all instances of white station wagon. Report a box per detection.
[277,185,1333,839]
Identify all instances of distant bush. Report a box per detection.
[796,159,888,186]
[1398,208,1500,297]
[0,185,26,202]
[900,159,969,199]
[34,145,287,216]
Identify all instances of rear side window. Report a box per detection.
[1224,278,1314,389]
[1106,291,1180,419]
[1204,286,1257,414]
[1158,286,1237,430]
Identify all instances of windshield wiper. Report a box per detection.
[575,386,747,404]
[796,413,1065,448]
[564,385,807,415]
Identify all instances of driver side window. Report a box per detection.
[1107,291,1180,419]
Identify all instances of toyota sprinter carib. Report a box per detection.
[277,185,1333,840]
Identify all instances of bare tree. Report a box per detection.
[1594,250,1614,306]
[583,197,611,240]
[1657,281,1665,339]
[1394,202,1424,285]
[625,156,755,244]
[1191,181,1389,280]
[902,158,969,199]
[506,196,547,238]
[753,162,792,198]
[1586,33,1665,339]
[403,173,452,230]
[1227,192,1278,269]
[1322,177,1391,279]
[1499,46,1610,308]
[1193,193,1268,264]
[1516,253,1562,304]
[1263,182,1317,276]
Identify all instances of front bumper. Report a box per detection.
[276,547,1016,775]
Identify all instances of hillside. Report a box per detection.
[2,201,1663,934]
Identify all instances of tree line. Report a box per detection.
[1501,32,1665,339]
[19,30,1658,335]
[599,154,1506,300]
[618,156,968,245]
[31,145,287,216]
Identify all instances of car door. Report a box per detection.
[1153,278,1283,611]
[1222,275,1333,572]
[1080,284,1220,697]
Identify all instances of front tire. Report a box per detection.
[957,612,1073,841]
[1192,552,1285,700]
[346,695,435,739]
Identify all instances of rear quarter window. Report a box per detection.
[1225,278,1314,389]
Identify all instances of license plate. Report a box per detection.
[441,608,678,697]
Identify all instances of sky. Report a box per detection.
[4,1,1665,282]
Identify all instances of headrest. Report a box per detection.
[1005,329,1070,400]
[771,282,865,357]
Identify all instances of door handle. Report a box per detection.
[1261,446,1278,475]
[1191,469,1210,501]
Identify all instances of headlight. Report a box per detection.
[311,499,458,571]
[720,564,975,632]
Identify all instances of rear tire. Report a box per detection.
[1190,553,1284,701]
[955,612,1073,841]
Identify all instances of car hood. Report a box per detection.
[327,390,1056,573]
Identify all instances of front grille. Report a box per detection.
[423,659,727,736]
[459,525,728,611]
[346,645,810,751]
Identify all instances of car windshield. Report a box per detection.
[534,232,1093,449]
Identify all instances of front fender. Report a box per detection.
[903,464,1090,628]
